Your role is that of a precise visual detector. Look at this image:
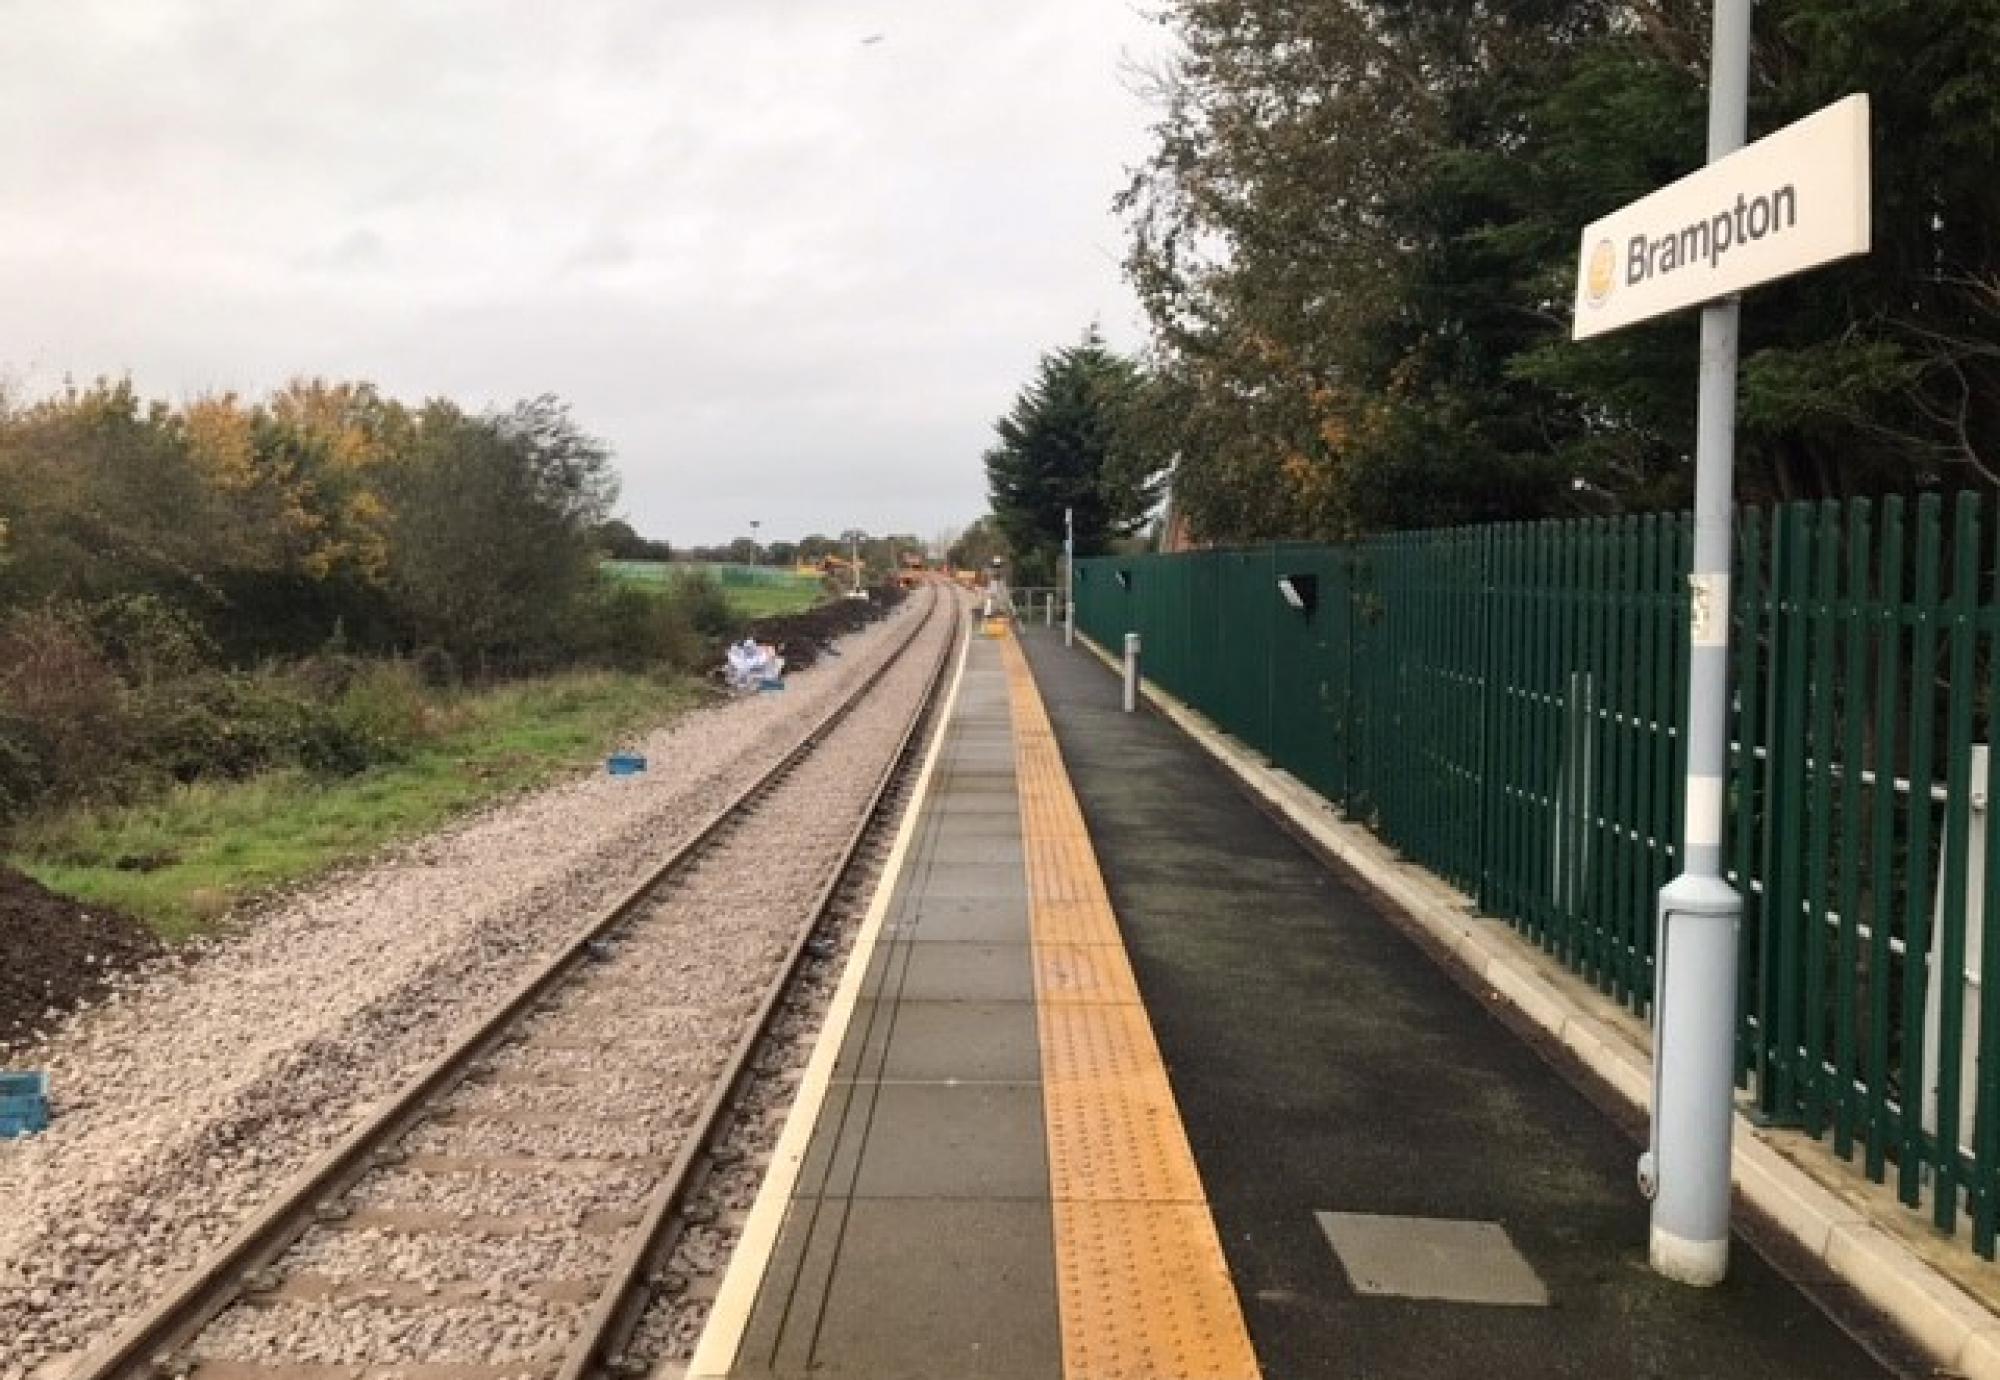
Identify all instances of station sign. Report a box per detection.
[1573,93,1870,339]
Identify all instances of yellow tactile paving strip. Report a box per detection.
[1001,635,1262,1380]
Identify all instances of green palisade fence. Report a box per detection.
[1077,492,2000,1258]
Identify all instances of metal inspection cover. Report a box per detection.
[1317,1211,1551,1307]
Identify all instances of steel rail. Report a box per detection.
[70,583,953,1380]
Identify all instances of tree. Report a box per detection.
[596,519,673,561]
[947,516,1007,571]
[1121,0,2000,539]
[491,395,618,530]
[382,401,609,666]
[984,329,1166,580]
[0,379,237,608]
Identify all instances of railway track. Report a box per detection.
[70,582,962,1380]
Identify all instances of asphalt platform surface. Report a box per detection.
[1019,627,1900,1380]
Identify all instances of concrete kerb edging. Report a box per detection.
[1069,632,2000,1379]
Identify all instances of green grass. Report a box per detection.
[719,581,827,618]
[10,670,702,942]
[601,560,827,619]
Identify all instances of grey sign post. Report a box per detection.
[1640,0,1753,1289]
[1063,506,1075,648]
[1567,11,1870,1285]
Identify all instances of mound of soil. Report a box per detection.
[0,864,161,1047]
[737,582,910,675]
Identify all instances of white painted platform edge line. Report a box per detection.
[1071,632,2000,1379]
[677,619,973,1380]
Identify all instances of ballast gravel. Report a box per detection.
[185,595,951,1368]
[0,592,945,1378]
[350,1164,657,1220]
[290,1224,619,1288]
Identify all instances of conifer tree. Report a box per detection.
[983,329,1165,579]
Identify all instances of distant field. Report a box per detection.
[603,561,828,619]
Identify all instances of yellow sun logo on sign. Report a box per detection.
[1585,239,1616,307]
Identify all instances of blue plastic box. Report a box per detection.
[606,753,647,776]
[0,1071,49,1138]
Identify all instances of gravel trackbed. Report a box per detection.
[0,597,933,1379]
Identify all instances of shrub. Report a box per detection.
[667,570,738,640]
[333,661,431,750]
[0,604,131,797]
[85,593,214,686]
[282,660,436,777]
[129,671,311,783]
[412,645,458,690]
[295,712,393,777]
[566,582,709,672]
[288,651,367,701]
[0,713,53,822]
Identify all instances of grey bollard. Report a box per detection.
[1122,632,1141,713]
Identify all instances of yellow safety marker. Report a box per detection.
[1001,636,1262,1380]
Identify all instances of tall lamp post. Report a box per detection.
[840,528,866,597]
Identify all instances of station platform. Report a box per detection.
[688,624,1907,1380]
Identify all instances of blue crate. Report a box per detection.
[606,753,647,776]
[0,1071,49,1138]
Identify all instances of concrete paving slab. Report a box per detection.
[1318,1212,1550,1307]
[730,1196,842,1375]
[920,836,1028,867]
[931,769,1016,791]
[832,998,1042,1083]
[891,941,1035,1002]
[733,1199,1061,1380]
[922,815,1025,845]
[912,862,1028,900]
[929,794,1023,816]
[857,937,911,1003]
[801,1081,1050,1200]
[944,760,1015,778]
[895,896,1031,943]
[791,1075,878,1197]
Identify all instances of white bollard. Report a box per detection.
[1045,594,1054,626]
[1122,632,1141,713]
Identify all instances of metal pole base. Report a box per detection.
[1650,1225,1730,1287]
[1646,871,1742,1287]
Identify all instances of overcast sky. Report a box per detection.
[0,1,1168,546]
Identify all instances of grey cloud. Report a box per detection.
[0,1,1167,544]
[297,227,390,273]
